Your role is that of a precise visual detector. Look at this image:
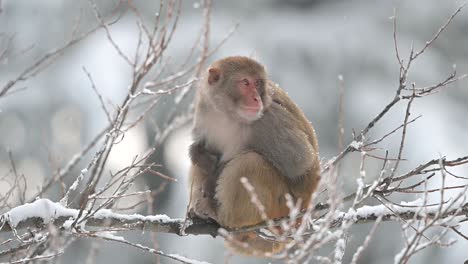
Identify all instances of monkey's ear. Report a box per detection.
[208,68,221,85]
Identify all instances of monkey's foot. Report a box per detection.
[188,197,217,221]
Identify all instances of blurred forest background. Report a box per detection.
[0,0,467,263]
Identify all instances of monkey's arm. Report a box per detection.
[251,105,318,182]
[189,141,219,178]
[248,83,320,186]
[188,141,219,220]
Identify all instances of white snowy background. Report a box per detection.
[0,0,467,263]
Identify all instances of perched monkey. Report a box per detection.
[188,56,320,254]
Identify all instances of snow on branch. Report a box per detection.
[0,198,219,237]
[1,198,466,237]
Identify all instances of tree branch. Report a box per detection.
[1,199,466,237]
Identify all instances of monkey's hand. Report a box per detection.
[188,190,217,221]
[189,141,219,176]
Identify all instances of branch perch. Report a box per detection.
[1,199,466,237]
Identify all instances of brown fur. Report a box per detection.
[215,152,290,227]
[188,56,320,255]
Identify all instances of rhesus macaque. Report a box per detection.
[188,56,320,254]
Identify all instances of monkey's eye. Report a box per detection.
[255,79,264,87]
[242,79,249,86]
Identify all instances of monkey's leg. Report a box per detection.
[215,151,290,228]
[188,142,220,220]
[188,164,217,220]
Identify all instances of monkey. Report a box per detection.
[188,56,320,254]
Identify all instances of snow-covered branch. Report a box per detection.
[2,198,467,237]
[0,199,218,237]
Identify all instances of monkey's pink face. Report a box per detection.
[207,66,267,123]
[236,77,264,121]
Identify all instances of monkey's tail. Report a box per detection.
[224,231,286,256]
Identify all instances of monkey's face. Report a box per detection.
[205,57,270,123]
[232,75,266,121]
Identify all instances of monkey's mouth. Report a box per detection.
[242,105,262,113]
[239,105,263,121]
[243,105,263,115]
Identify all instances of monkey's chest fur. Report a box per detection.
[194,103,315,181]
[196,109,252,162]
